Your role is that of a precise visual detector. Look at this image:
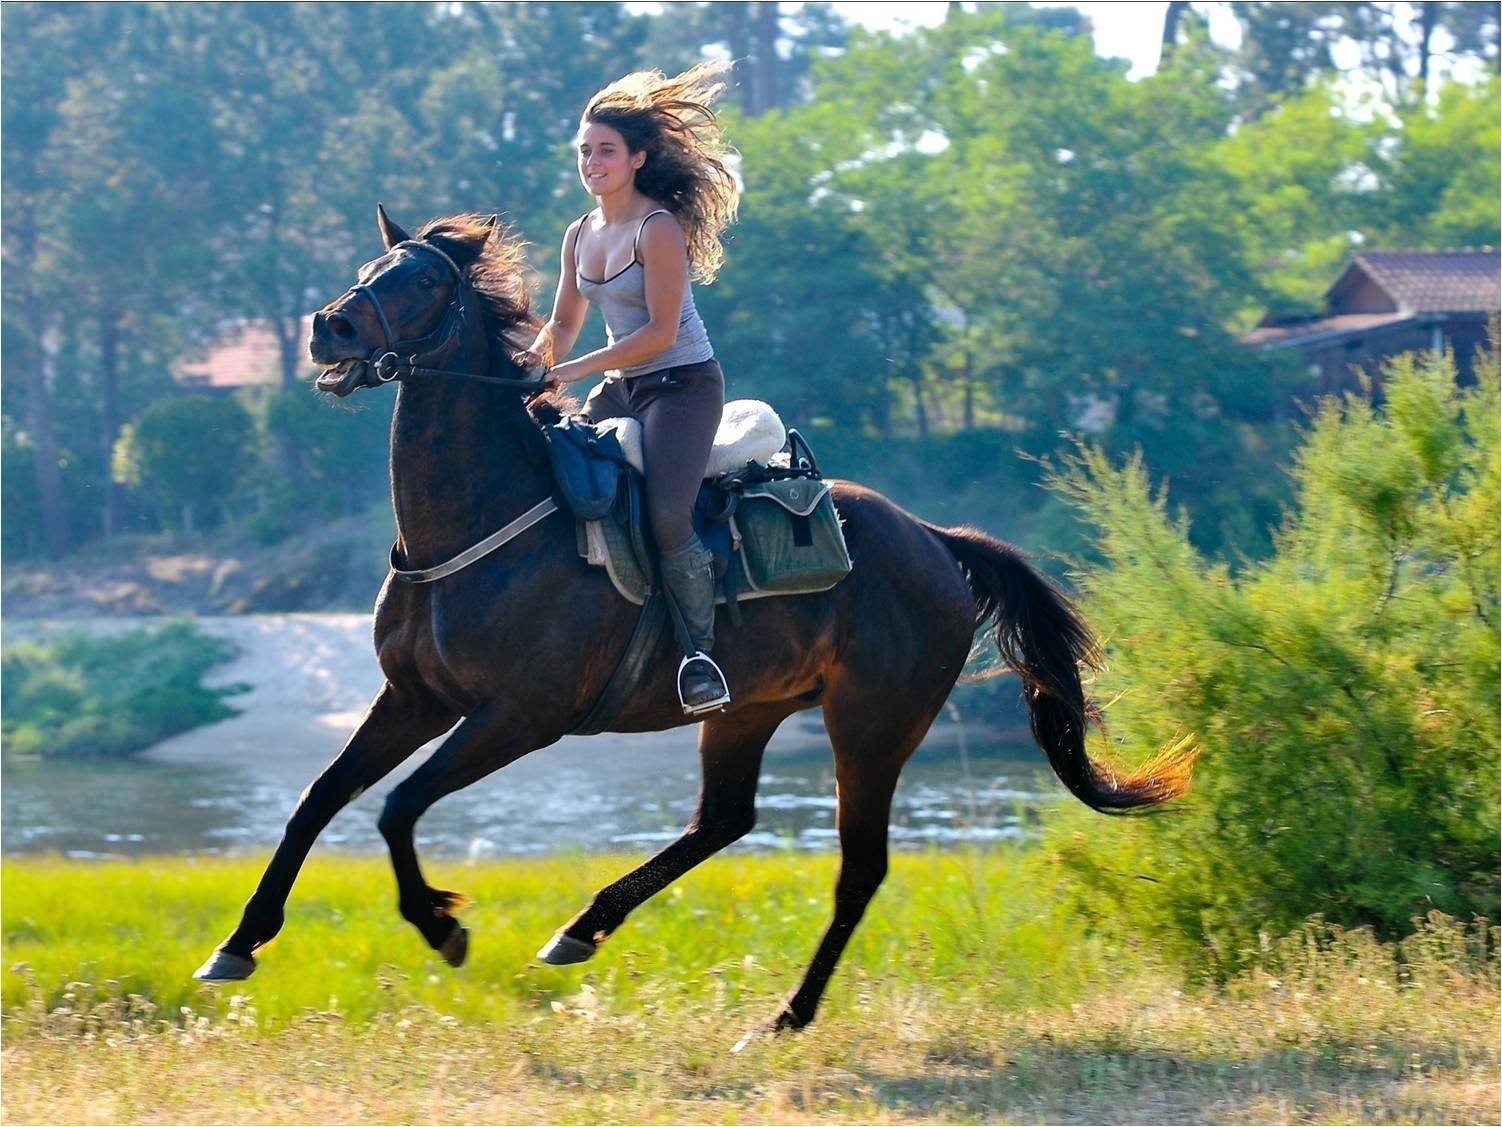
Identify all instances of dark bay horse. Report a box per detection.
[194,207,1193,1042]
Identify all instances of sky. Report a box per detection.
[831,1,1242,80]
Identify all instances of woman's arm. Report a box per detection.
[516,218,590,368]
[547,213,687,384]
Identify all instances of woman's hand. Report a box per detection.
[547,359,595,385]
[512,348,544,371]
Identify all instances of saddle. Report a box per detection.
[542,401,853,734]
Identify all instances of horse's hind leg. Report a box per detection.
[539,702,794,965]
[195,682,457,981]
[377,703,553,965]
[735,679,942,1048]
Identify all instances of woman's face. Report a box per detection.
[576,121,644,197]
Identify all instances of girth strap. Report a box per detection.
[391,497,559,583]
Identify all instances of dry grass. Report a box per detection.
[3,854,1497,1124]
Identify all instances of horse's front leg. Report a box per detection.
[376,701,553,965]
[194,681,457,981]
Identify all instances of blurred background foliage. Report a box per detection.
[3,1,1496,567]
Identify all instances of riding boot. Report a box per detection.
[658,536,731,714]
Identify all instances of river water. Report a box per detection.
[2,728,1057,860]
[2,615,1059,860]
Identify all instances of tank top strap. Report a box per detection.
[571,212,592,258]
[633,208,674,260]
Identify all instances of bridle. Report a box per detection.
[341,239,550,391]
[342,237,560,583]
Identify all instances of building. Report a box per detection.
[1242,248,1498,392]
[175,315,319,392]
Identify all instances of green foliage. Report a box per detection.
[1,621,246,760]
[260,389,392,533]
[1373,76,1502,247]
[1044,346,1500,970]
[113,396,255,530]
[2,2,1499,569]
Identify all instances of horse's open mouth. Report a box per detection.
[315,358,366,395]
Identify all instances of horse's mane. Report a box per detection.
[416,212,577,420]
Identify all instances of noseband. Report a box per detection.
[342,239,550,391]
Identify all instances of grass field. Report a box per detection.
[3,851,1497,1124]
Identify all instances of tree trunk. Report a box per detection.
[753,2,779,115]
[270,311,307,489]
[14,209,70,556]
[725,3,751,114]
[1417,0,1437,88]
[98,309,126,538]
[960,351,974,431]
[1162,1,1190,59]
[911,373,928,439]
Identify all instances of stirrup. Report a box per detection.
[677,652,731,716]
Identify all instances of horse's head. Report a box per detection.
[310,204,498,396]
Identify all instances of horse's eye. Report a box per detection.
[419,275,436,289]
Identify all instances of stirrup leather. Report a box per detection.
[677,652,731,715]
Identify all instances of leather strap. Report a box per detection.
[568,592,670,736]
[391,497,558,583]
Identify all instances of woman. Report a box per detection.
[516,62,739,715]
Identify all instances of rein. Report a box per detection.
[350,238,559,582]
[390,497,559,584]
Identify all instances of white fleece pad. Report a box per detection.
[601,399,787,479]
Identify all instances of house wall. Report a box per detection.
[1328,272,1399,315]
[1306,316,1486,396]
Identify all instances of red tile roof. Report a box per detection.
[175,316,318,389]
[1336,249,1499,314]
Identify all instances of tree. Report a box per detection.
[0,2,93,554]
[113,396,256,532]
[1048,345,1500,967]
[1228,2,1502,113]
[1370,76,1502,247]
[639,2,850,116]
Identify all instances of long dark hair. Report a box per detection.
[582,61,739,283]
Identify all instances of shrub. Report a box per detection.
[1043,346,1500,971]
[2,621,247,760]
[112,396,255,531]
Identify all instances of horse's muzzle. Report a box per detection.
[313,357,377,397]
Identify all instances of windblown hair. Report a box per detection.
[582,61,740,283]
[416,213,575,415]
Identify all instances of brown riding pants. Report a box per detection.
[578,358,725,551]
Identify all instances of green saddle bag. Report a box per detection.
[731,477,851,595]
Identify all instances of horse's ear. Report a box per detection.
[375,202,410,250]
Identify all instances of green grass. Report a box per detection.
[3,851,1497,1124]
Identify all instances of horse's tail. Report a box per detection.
[924,522,1193,813]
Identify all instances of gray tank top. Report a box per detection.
[575,209,714,378]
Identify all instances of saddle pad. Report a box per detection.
[602,399,786,479]
[583,478,853,606]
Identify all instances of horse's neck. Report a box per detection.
[388,369,552,569]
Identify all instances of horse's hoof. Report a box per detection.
[536,931,596,965]
[193,949,256,982]
[730,1007,804,1053]
[439,922,469,968]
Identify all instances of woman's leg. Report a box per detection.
[576,374,634,425]
[633,361,728,712]
[634,361,724,551]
